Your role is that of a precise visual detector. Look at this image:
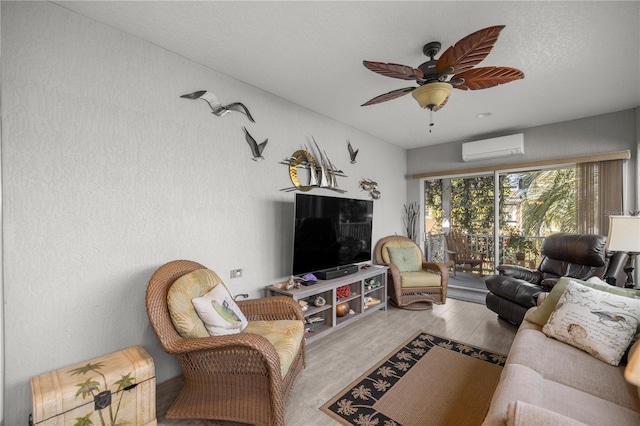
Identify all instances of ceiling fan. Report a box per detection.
[362,26,524,112]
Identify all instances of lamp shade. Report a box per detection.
[412,83,452,110]
[606,216,640,253]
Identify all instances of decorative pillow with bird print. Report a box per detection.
[524,276,640,327]
[192,283,248,336]
[542,280,640,366]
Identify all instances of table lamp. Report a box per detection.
[606,215,640,288]
[626,342,640,387]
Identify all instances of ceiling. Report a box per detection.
[54,1,640,150]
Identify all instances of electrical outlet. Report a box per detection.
[230,269,243,279]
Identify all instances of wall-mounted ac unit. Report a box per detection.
[462,133,524,162]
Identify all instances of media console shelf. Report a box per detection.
[266,265,388,343]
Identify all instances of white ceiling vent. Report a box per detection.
[462,133,524,162]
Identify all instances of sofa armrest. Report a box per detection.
[506,401,588,426]
[496,265,541,283]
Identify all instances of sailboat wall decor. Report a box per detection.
[280,137,346,193]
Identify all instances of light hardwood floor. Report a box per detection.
[156,298,517,425]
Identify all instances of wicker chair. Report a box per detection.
[375,235,450,310]
[146,260,305,426]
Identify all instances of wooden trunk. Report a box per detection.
[30,346,156,426]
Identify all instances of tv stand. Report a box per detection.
[266,265,388,343]
[313,264,358,280]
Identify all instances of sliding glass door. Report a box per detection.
[424,174,500,274]
[424,165,583,272]
[498,167,576,268]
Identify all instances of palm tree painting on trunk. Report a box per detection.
[69,362,136,426]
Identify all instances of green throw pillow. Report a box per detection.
[525,276,640,327]
[387,246,421,272]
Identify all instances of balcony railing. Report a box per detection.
[425,232,545,275]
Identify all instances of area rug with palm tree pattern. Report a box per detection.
[320,331,506,426]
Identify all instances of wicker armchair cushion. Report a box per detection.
[381,239,421,264]
[192,284,248,336]
[387,247,421,272]
[167,268,222,338]
[381,239,442,288]
[166,267,304,377]
[400,271,443,287]
[244,320,304,377]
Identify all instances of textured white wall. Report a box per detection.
[2,2,407,423]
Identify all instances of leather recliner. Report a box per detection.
[485,233,629,325]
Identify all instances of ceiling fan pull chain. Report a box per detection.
[429,110,434,133]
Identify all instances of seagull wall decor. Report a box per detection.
[181,90,255,123]
[360,178,380,200]
[347,140,359,164]
[242,127,268,161]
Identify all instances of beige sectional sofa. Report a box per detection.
[484,278,640,425]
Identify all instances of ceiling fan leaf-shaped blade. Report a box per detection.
[436,25,505,75]
[363,60,424,80]
[361,87,416,106]
[453,67,524,90]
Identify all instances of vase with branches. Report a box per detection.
[403,202,419,242]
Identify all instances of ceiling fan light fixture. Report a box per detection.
[412,83,452,110]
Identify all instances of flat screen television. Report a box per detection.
[292,193,374,276]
